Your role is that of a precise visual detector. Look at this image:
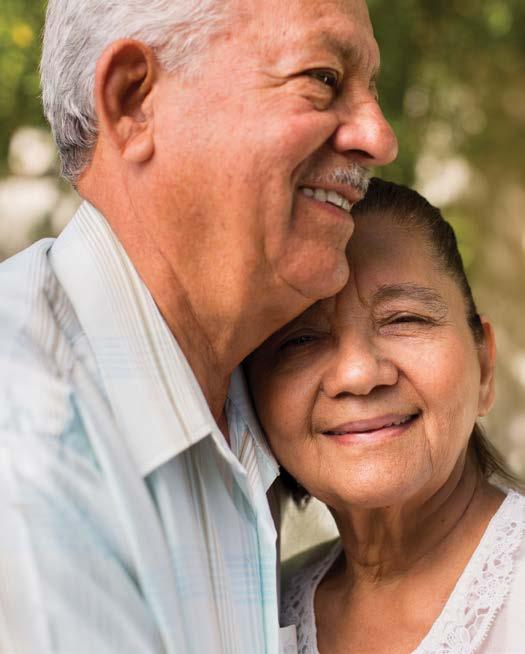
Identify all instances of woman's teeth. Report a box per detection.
[327,414,417,436]
[384,415,414,429]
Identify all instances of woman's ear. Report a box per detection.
[477,316,496,417]
[94,39,157,163]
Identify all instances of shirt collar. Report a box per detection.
[49,201,216,476]
[228,367,279,493]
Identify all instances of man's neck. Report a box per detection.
[80,187,233,425]
[129,238,234,422]
[79,178,311,435]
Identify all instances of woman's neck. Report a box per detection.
[331,456,505,583]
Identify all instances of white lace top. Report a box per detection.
[281,490,525,654]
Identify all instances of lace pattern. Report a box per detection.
[418,490,525,654]
[281,540,341,654]
[281,491,525,654]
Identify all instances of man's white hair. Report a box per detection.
[41,0,231,184]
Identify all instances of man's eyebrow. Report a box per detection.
[372,284,449,313]
[318,32,380,79]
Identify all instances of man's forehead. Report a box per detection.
[297,0,372,24]
[248,0,376,55]
[247,0,371,18]
[289,0,374,40]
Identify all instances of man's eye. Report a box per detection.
[306,69,340,91]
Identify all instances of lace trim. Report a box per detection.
[417,490,525,654]
[281,491,525,654]
[281,540,341,654]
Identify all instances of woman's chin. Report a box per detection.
[328,490,412,512]
[318,469,432,512]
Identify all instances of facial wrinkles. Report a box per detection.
[372,284,450,320]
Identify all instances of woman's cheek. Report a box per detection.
[393,333,475,397]
[428,339,480,402]
[263,374,314,455]
[420,340,481,468]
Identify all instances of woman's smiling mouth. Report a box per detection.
[322,412,421,445]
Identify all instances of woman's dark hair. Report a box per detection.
[283,178,520,505]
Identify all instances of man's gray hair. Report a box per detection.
[41,0,230,184]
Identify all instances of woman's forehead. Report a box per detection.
[342,215,432,281]
[310,215,457,318]
[347,210,427,261]
[308,280,451,324]
[266,213,457,337]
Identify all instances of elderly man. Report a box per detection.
[0,0,396,652]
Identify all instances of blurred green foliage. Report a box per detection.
[0,0,46,176]
[369,0,525,185]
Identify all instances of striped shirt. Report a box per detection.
[0,202,285,653]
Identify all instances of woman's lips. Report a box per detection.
[322,413,420,445]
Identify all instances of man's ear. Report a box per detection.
[477,316,496,417]
[94,39,157,163]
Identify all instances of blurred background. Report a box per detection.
[1,0,524,554]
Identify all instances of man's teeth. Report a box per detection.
[300,187,352,214]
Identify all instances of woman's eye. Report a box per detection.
[306,69,340,91]
[280,334,318,350]
[388,314,429,325]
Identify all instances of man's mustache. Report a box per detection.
[309,164,371,196]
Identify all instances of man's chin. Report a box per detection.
[280,252,350,301]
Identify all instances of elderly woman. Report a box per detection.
[246,179,525,654]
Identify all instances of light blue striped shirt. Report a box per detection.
[0,202,286,653]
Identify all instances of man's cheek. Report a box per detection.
[274,111,339,167]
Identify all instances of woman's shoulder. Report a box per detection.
[419,488,525,654]
[476,489,525,651]
[282,538,340,589]
[280,539,341,651]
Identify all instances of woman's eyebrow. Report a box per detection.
[373,283,449,314]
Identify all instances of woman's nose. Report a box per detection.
[331,98,398,168]
[321,335,398,397]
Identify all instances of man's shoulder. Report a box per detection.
[0,236,84,352]
[0,245,105,518]
[0,237,55,297]
[0,238,88,438]
[0,238,61,346]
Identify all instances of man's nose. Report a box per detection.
[321,334,398,398]
[331,98,398,168]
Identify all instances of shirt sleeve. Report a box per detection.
[0,413,165,654]
[0,440,53,653]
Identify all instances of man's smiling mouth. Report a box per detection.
[300,186,352,214]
